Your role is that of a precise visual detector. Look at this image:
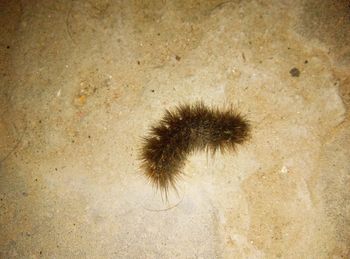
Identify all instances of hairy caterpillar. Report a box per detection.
[139,102,250,196]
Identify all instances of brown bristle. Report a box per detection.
[139,102,250,197]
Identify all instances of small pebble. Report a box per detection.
[289,67,300,77]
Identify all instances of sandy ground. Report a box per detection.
[0,0,349,258]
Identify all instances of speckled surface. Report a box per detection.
[0,0,349,258]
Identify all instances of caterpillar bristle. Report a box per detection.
[139,102,250,197]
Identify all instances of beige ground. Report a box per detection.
[1,0,349,258]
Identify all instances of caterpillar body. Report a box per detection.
[139,102,250,196]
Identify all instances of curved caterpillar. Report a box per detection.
[139,102,250,195]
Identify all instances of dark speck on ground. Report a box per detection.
[290,67,300,77]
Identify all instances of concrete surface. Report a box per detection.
[0,0,349,258]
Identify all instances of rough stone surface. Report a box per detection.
[0,0,349,258]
